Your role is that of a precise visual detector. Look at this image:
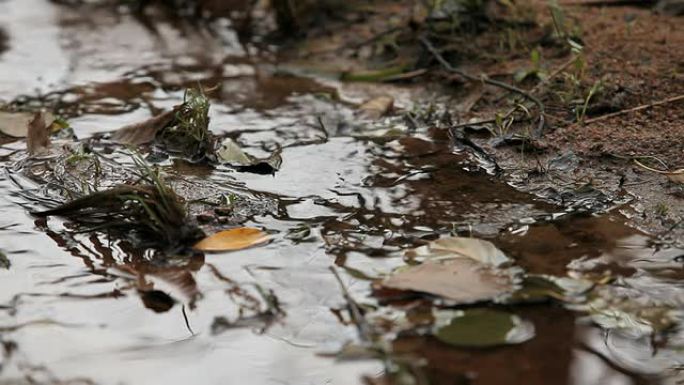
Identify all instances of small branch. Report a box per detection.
[329,266,373,342]
[530,55,577,94]
[583,94,684,124]
[420,36,546,136]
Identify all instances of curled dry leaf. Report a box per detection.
[194,227,270,252]
[0,111,55,138]
[358,96,394,120]
[634,159,684,184]
[382,258,515,304]
[110,107,178,145]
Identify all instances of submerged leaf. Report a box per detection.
[0,111,55,138]
[405,236,510,266]
[194,227,270,252]
[382,258,515,303]
[217,138,282,174]
[434,308,535,348]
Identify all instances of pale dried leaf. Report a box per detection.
[382,258,514,303]
[358,96,394,119]
[0,111,55,138]
[405,236,510,266]
[217,138,282,174]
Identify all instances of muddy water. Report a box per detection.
[1,2,683,385]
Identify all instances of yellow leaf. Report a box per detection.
[193,227,270,252]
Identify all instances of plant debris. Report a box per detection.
[32,155,205,250]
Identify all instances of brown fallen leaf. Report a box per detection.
[194,227,270,252]
[27,111,50,155]
[358,96,394,119]
[634,159,684,184]
[110,107,178,145]
[382,258,515,304]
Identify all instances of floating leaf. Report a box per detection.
[382,258,515,304]
[405,236,510,266]
[358,96,394,119]
[433,309,535,348]
[194,227,270,252]
[217,138,282,174]
[0,111,55,138]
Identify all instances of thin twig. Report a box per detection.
[182,305,195,336]
[329,266,372,342]
[530,55,577,94]
[583,94,684,124]
[420,36,546,136]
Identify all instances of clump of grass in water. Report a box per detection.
[33,154,205,251]
[157,88,212,161]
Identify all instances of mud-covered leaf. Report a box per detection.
[217,138,282,174]
[358,96,394,119]
[405,236,510,266]
[110,108,178,145]
[382,258,515,303]
[0,111,55,138]
[194,227,270,252]
[434,308,535,348]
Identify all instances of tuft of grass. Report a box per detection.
[157,88,212,161]
[33,154,205,250]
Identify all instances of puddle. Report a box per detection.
[0,2,682,384]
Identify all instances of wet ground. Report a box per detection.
[0,1,683,385]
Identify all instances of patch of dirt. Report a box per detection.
[545,6,684,165]
[277,0,684,239]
